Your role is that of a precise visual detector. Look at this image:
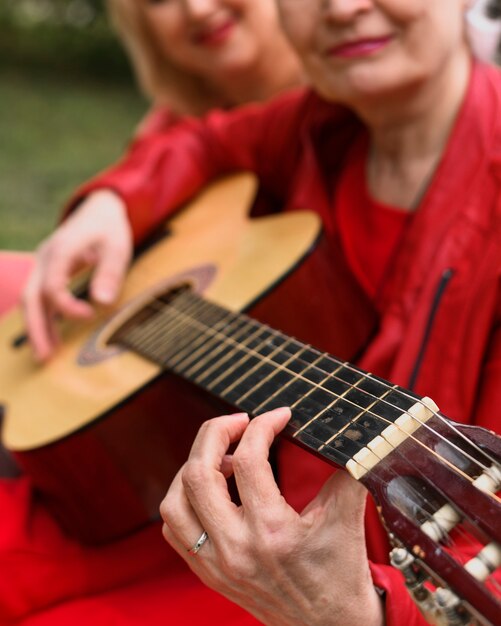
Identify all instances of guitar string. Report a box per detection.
[116,302,501,565]
[120,310,486,562]
[98,266,499,477]
[120,292,500,540]
[119,309,493,562]
[137,299,261,377]
[106,286,500,560]
[127,290,500,486]
[122,289,213,359]
[75,239,500,477]
[46,226,501,593]
[183,293,500,472]
[136,290,501,479]
[73,244,501,595]
[158,320,501,570]
[147,298,493,484]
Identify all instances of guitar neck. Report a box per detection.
[112,287,425,471]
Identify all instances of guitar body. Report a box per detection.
[0,173,376,544]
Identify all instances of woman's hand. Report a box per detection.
[22,190,133,361]
[160,407,385,626]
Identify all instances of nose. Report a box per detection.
[182,0,217,20]
[322,0,373,23]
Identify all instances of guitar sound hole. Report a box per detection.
[108,283,193,348]
[11,334,28,349]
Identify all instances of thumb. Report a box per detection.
[90,240,131,305]
[303,469,368,526]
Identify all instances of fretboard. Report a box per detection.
[112,288,422,469]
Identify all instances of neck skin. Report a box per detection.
[209,38,305,106]
[352,47,472,210]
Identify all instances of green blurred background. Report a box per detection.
[0,0,147,250]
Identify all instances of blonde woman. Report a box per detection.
[3,0,304,349]
[0,2,303,625]
[40,0,501,624]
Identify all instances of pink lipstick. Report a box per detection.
[328,35,393,59]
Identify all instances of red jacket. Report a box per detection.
[19,61,500,625]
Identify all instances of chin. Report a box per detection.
[214,50,257,74]
[313,60,424,107]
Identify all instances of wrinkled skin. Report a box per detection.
[160,408,385,626]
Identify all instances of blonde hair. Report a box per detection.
[106,0,220,114]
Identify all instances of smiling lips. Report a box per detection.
[193,18,236,47]
[327,35,393,58]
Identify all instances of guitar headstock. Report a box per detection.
[356,410,501,625]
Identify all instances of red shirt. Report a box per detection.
[5,62,501,626]
[335,134,412,304]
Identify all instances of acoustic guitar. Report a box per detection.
[0,174,500,625]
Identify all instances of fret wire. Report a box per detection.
[237,343,309,408]
[142,302,500,493]
[204,334,294,393]
[181,315,293,383]
[129,304,204,364]
[248,331,496,472]
[252,323,498,469]
[172,317,259,378]
[156,298,234,364]
[138,302,387,429]
[292,372,367,439]
[165,308,241,368]
[163,295,256,373]
[125,292,497,474]
[217,336,299,397]
[174,318,248,373]
[182,314,302,380]
[317,385,398,450]
[153,307,389,441]
[191,325,271,385]
[125,294,464,516]
[145,292,222,356]
[149,293,238,365]
[291,396,475,495]
[135,302,410,446]
[253,354,341,414]
[283,414,488,558]
[216,321,497,473]
[132,326,489,506]
[122,299,501,529]
[154,305,471,478]
[122,290,207,358]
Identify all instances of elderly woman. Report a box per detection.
[32,0,501,624]
[154,2,501,624]
[11,0,501,625]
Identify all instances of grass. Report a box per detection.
[0,66,146,250]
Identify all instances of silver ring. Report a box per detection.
[188,530,209,555]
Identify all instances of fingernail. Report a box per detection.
[94,287,115,304]
[262,406,291,418]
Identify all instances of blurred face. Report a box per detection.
[137,0,283,79]
[276,0,471,104]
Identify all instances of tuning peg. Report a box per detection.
[433,588,469,625]
[390,548,434,605]
[390,548,477,625]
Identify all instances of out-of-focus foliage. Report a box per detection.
[0,0,132,82]
[0,0,146,249]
